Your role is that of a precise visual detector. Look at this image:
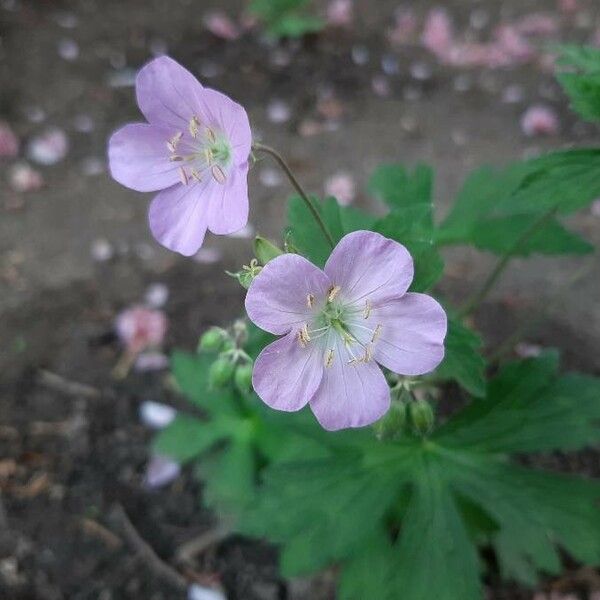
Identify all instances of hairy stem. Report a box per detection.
[252,142,335,249]
[459,208,558,318]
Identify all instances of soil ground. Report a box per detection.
[1,0,600,598]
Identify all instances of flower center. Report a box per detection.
[166,115,232,186]
[298,286,382,368]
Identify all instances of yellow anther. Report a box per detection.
[300,324,311,344]
[189,116,200,138]
[325,349,335,368]
[206,128,216,143]
[190,168,202,182]
[178,167,189,186]
[371,324,382,343]
[363,300,372,320]
[307,294,315,308]
[204,148,213,165]
[169,155,184,162]
[211,164,227,184]
[327,285,341,303]
[362,345,373,363]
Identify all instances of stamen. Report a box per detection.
[327,285,341,303]
[307,294,315,308]
[169,155,184,162]
[189,116,200,138]
[325,349,335,368]
[178,167,189,186]
[362,344,373,363]
[301,324,311,343]
[206,128,216,143]
[363,300,372,320]
[167,131,183,153]
[371,324,382,343]
[204,148,213,165]
[190,168,202,182]
[211,164,227,184]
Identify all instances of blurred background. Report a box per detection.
[1,0,600,598]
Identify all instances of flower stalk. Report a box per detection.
[252,142,336,249]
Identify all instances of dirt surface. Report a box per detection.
[1,0,600,598]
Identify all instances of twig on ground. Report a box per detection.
[175,524,231,567]
[79,517,123,550]
[37,369,102,399]
[111,503,188,592]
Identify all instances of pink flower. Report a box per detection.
[0,121,19,158]
[326,0,353,27]
[521,105,560,137]
[493,25,534,63]
[115,305,168,355]
[203,11,240,41]
[387,8,418,46]
[324,171,356,206]
[8,162,43,192]
[108,56,252,256]
[422,8,454,60]
[245,231,447,431]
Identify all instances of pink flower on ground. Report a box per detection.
[8,162,43,192]
[326,0,353,27]
[115,305,168,355]
[108,56,252,256]
[324,171,356,206]
[514,13,558,36]
[422,8,454,60]
[203,11,240,41]
[521,105,560,137]
[493,25,534,63]
[558,0,579,14]
[0,121,19,158]
[245,231,447,431]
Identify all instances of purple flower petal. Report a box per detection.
[206,162,249,235]
[253,332,324,411]
[245,254,332,335]
[367,293,447,376]
[136,56,206,130]
[108,123,180,192]
[324,231,414,305]
[309,338,390,431]
[148,183,209,256]
[202,89,252,167]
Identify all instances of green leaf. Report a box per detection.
[153,415,227,463]
[469,214,593,256]
[435,353,600,453]
[368,164,433,215]
[503,149,600,215]
[374,206,444,292]
[434,317,487,397]
[171,351,237,415]
[557,45,600,121]
[269,14,324,37]
[391,455,482,600]
[437,155,598,256]
[201,440,257,513]
[286,195,375,267]
[242,354,600,598]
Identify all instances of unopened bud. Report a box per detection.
[374,401,407,440]
[254,236,284,265]
[234,362,253,394]
[226,259,262,290]
[199,327,228,352]
[209,356,236,388]
[409,399,435,436]
[232,319,248,346]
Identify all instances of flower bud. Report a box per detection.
[232,319,248,346]
[254,236,284,265]
[374,401,407,440]
[226,259,262,290]
[209,356,236,388]
[199,327,228,352]
[234,362,254,394]
[409,399,435,436]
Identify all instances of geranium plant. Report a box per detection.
[108,48,600,599]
